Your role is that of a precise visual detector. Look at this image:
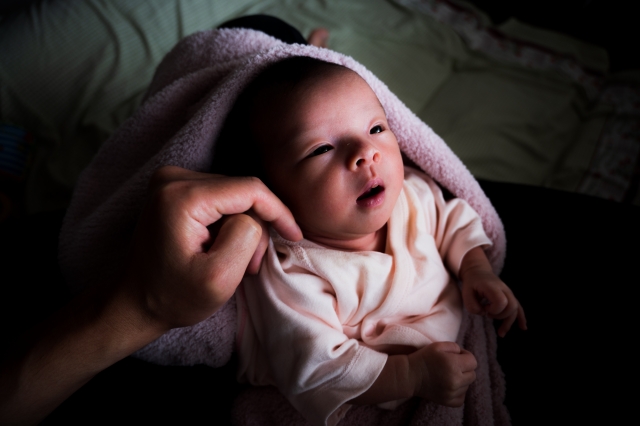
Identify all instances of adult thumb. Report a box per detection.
[205,214,262,298]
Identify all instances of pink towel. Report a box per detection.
[59,28,508,425]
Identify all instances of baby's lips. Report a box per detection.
[356,179,386,208]
[357,178,385,200]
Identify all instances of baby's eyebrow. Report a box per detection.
[361,92,387,119]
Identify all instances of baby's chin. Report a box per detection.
[301,224,387,252]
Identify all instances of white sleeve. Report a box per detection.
[405,168,493,277]
[238,240,388,426]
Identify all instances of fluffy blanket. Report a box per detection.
[59,28,508,425]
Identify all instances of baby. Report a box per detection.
[213,56,526,426]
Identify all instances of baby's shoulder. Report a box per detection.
[402,166,458,206]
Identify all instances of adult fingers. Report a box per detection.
[151,167,302,242]
[211,177,301,242]
[245,211,271,275]
[149,165,219,186]
[200,214,262,303]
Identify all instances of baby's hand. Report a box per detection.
[408,342,477,406]
[459,248,527,337]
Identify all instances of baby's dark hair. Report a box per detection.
[211,56,350,180]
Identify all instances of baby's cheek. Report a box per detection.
[288,191,323,222]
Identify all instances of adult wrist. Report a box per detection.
[98,276,170,356]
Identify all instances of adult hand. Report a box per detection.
[0,166,301,425]
[125,166,302,331]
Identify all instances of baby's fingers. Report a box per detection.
[480,286,509,317]
[461,280,502,316]
[441,370,476,407]
[461,369,477,388]
[517,304,527,330]
[497,310,517,337]
[496,303,527,337]
[458,349,478,372]
[462,285,484,316]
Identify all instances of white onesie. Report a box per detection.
[236,167,492,426]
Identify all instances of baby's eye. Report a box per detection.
[309,145,333,157]
[370,125,383,134]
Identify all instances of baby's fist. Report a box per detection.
[461,271,527,337]
[409,342,477,406]
[459,247,527,337]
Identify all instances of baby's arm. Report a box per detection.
[459,247,527,337]
[349,342,477,407]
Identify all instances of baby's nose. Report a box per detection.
[348,141,380,170]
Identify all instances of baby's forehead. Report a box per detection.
[250,64,387,153]
[271,68,383,117]
[312,69,386,113]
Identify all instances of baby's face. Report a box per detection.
[255,69,404,245]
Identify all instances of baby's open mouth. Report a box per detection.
[357,184,385,201]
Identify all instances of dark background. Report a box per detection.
[468,0,638,72]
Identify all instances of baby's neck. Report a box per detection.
[305,225,387,253]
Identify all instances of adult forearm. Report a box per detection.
[0,280,165,425]
[0,169,302,425]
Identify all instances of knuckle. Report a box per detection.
[150,165,171,183]
[149,165,180,189]
[495,296,508,310]
[153,180,190,206]
[243,175,265,189]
